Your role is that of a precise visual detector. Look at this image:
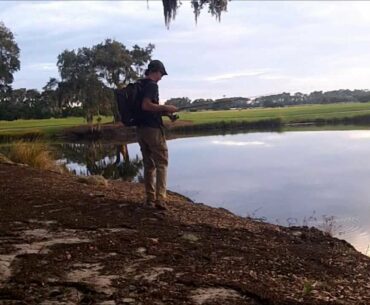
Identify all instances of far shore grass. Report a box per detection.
[177,102,370,124]
[1,102,370,139]
[0,116,112,138]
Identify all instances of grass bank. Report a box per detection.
[168,102,370,134]
[178,102,370,124]
[2,102,370,141]
[169,118,283,135]
[0,116,112,141]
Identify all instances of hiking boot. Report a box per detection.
[155,200,168,210]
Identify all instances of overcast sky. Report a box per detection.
[1,1,370,101]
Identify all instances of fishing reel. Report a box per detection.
[168,113,179,122]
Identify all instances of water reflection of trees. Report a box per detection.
[58,142,143,181]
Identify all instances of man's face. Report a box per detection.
[154,71,163,82]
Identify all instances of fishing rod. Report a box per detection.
[167,102,217,122]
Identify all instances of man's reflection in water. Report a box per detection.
[115,144,129,164]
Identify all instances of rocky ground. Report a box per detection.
[1,160,370,305]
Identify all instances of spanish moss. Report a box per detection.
[191,0,228,24]
[162,0,229,27]
[162,0,180,29]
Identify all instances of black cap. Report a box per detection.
[147,60,168,75]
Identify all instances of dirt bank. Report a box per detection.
[1,162,370,305]
[57,121,195,143]
[56,119,282,143]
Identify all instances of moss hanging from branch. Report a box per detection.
[161,0,229,27]
[162,0,179,28]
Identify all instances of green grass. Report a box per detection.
[0,116,113,137]
[2,102,370,139]
[177,102,370,124]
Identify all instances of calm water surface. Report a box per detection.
[58,130,370,255]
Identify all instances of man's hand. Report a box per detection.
[142,98,178,113]
[165,105,178,113]
[168,113,179,122]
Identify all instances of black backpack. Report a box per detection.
[115,81,143,126]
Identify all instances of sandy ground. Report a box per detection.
[1,161,370,305]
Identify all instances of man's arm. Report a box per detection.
[142,98,178,113]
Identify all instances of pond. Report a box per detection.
[56,130,370,255]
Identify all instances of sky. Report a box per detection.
[1,1,370,101]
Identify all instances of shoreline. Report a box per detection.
[1,160,370,304]
[2,116,370,143]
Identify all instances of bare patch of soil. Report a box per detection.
[1,162,370,304]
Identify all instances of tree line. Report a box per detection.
[0,22,154,121]
[252,90,370,108]
[165,89,370,111]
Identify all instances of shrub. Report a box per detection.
[7,140,62,171]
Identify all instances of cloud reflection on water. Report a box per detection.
[168,130,370,256]
[348,131,370,139]
[211,140,268,146]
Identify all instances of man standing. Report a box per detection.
[136,60,178,210]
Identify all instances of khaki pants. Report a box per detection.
[136,126,168,202]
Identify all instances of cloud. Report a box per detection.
[25,63,57,72]
[205,69,270,81]
[258,74,289,81]
[0,1,161,33]
[293,2,370,26]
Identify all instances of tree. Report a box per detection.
[56,40,154,123]
[41,78,63,117]
[92,39,154,121]
[57,48,111,124]
[93,39,154,88]
[307,91,324,104]
[191,98,214,111]
[7,89,29,119]
[0,90,17,120]
[0,22,20,92]
[130,44,155,77]
[165,97,191,109]
[0,88,53,120]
